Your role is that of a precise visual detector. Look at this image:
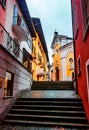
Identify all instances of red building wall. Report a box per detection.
[71,0,89,121]
[0,1,7,26]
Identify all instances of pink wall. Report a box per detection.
[0,2,7,26]
[72,0,89,121]
[0,1,7,45]
[0,0,32,121]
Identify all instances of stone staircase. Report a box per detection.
[31,81,74,90]
[3,98,89,129]
[2,81,89,129]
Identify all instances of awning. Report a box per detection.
[37,69,45,76]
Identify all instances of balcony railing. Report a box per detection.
[0,23,32,72]
[12,15,29,41]
[13,15,28,34]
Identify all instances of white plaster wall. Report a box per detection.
[20,41,31,54]
[60,43,74,81]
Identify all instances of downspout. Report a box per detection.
[71,0,78,94]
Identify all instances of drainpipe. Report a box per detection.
[71,0,78,94]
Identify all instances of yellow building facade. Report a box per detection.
[51,32,74,81]
[32,18,49,81]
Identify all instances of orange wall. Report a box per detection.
[32,32,48,81]
[53,43,61,81]
[66,52,74,77]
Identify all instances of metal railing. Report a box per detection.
[0,23,32,72]
[13,15,29,36]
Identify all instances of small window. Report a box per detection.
[13,38,19,57]
[0,0,6,9]
[4,71,14,97]
[0,78,3,88]
[86,59,89,103]
[23,48,32,72]
[28,38,32,50]
[69,58,74,70]
[13,5,18,25]
[72,0,78,39]
[56,49,59,55]
[81,0,89,39]
[77,56,81,76]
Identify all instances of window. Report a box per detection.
[28,38,32,50]
[7,35,12,51]
[77,56,81,76]
[38,53,42,64]
[4,71,14,97]
[81,0,89,38]
[13,5,18,25]
[13,38,19,57]
[33,46,36,56]
[23,48,32,72]
[72,0,78,39]
[69,58,74,70]
[61,38,66,46]
[0,0,6,9]
[0,78,3,88]
[56,49,59,55]
[86,59,89,103]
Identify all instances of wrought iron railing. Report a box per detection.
[0,23,32,72]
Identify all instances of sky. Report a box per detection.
[26,0,73,64]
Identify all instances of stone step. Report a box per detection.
[17,98,81,101]
[6,113,88,124]
[10,109,86,117]
[13,104,84,111]
[15,100,83,106]
[3,96,89,129]
[4,120,89,129]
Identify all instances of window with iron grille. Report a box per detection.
[13,38,19,57]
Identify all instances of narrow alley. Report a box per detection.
[0,0,89,129]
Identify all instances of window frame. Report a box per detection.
[72,0,78,39]
[69,58,74,70]
[81,0,89,40]
[77,55,81,76]
[86,59,89,103]
[0,0,6,9]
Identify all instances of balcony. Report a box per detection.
[0,23,32,72]
[12,16,28,41]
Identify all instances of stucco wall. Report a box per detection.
[72,0,89,121]
[0,45,32,121]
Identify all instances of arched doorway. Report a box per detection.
[56,67,59,81]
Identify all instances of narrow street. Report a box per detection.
[0,0,89,129]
